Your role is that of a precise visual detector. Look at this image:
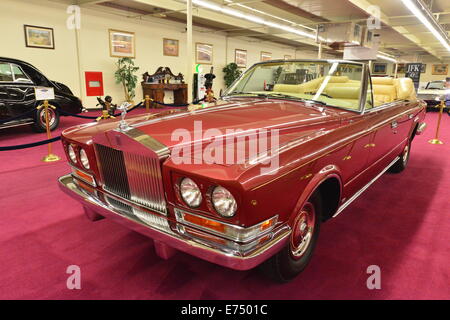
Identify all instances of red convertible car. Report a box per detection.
[58,59,426,282]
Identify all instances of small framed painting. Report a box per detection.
[24,25,54,49]
[196,43,213,64]
[109,29,135,58]
[284,55,292,60]
[420,64,426,73]
[432,64,448,75]
[163,38,179,57]
[372,63,387,75]
[396,63,406,74]
[235,49,247,68]
[261,51,272,62]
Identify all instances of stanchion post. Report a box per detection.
[37,100,61,162]
[428,100,445,145]
[145,95,151,112]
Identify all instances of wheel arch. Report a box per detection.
[410,122,419,141]
[290,166,343,224]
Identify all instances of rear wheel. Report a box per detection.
[260,192,322,282]
[388,140,410,173]
[31,107,60,132]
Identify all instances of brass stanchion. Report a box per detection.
[145,95,151,112]
[37,100,61,162]
[428,100,445,145]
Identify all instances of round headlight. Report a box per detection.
[211,186,237,217]
[79,148,90,170]
[180,178,202,208]
[68,145,77,163]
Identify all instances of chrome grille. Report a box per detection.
[95,143,167,214]
[95,144,130,200]
[105,196,170,232]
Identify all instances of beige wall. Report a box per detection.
[1,0,331,109]
[371,59,450,88]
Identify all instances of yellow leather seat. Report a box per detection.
[272,84,302,93]
[372,84,397,105]
[325,86,360,99]
[394,78,417,101]
[272,76,417,109]
[370,77,417,106]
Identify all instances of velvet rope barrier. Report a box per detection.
[58,101,144,119]
[0,102,148,151]
[0,136,61,151]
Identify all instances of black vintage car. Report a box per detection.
[0,57,83,132]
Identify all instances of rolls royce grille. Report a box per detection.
[95,143,167,214]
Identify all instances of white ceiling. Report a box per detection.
[66,0,450,61]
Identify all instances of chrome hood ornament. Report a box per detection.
[117,102,132,131]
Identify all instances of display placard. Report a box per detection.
[405,63,422,91]
[34,87,55,101]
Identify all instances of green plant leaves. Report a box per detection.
[222,63,242,88]
[114,58,140,101]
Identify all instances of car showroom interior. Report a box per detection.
[0,0,449,301]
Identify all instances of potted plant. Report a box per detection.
[223,62,242,88]
[114,57,140,103]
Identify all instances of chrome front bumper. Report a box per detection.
[58,174,290,270]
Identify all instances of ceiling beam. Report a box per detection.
[128,0,323,49]
[347,0,443,59]
[76,0,107,5]
[262,0,328,23]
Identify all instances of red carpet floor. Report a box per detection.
[0,109,449,300]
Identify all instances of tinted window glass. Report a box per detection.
[11,65,31,82]
[0,63,13,82]
[426,81,444,90]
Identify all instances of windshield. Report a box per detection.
[426,81,444,90]
[224,60,366,111]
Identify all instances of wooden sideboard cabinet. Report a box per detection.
[141,82,188,108]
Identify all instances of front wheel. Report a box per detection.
[260,192,322,282]
[388,141,410,173]
[31,107,60,132]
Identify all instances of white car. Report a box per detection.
[417,80,449,111]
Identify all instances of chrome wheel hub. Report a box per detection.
[290,202,315,259]
[39,108,56,127]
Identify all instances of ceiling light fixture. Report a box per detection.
[223,0,315,32]
[401,0,450,52]
[377,52,397,63]
[191,0,316,40]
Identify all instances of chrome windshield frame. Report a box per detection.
[223,59,368,114]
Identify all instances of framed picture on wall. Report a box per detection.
[420,64,426,73]
[395,63,406,74]
[24,25,54,49]
[163,38,179,57]
[372,63,387,75]
[109,29,135,58]
[261,51,272,62]
[235,49,247,68]
[196,43,213,64]
[432,64,448,75]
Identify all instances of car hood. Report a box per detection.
[63,99,351,164]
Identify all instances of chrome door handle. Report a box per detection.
[391,121,398,129]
